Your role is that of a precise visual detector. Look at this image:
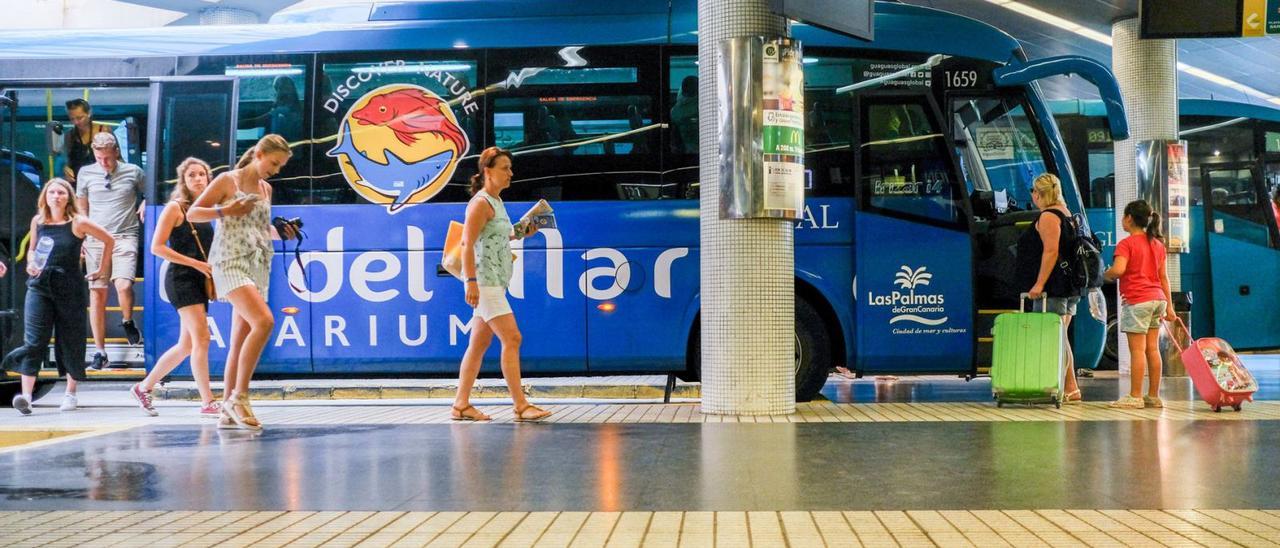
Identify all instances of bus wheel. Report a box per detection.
[794,298,831,402]
[1100,310,1119,369]
[683,298,832,402]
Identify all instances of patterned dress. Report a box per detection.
[209,182,274,300]
[473,189,513,288]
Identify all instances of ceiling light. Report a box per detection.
[352,63,472,75]
[981,0,1280,107]
[224,67,303,77]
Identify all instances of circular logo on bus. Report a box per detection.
[327,84,469,213]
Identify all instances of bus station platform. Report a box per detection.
[2,357,1279,546]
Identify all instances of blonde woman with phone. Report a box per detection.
[187,134,294,431]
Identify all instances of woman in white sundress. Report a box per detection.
[187,134,295,431]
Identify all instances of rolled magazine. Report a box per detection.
[516,199,557,234]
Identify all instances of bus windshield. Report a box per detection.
[952,96,1049,216]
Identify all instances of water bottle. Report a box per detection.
[30,236,54,271]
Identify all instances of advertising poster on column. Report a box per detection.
[1166,141,1190,253]
[762,38,805,216]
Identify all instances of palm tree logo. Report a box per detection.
[894,265,932,292]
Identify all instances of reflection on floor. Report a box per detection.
[821,354,1279,404]
[2,419,1280,512]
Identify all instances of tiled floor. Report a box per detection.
[6,399,1280,429]
[4,509,1280,547]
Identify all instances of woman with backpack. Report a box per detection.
[1017,173,1082,404]
[1103,200,1176,409]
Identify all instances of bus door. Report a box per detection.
[853,92,974,374]
[145,77,313,375]
[1201,161,1280,348]
[948,94,1054,372]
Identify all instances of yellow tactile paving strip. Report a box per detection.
[3,509,1280,547]
[246,400,1280,425]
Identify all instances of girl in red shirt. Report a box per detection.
[1103,200,1176,409]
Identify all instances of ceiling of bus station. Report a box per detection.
[903,0,1280,107]
[7,0,1279,108]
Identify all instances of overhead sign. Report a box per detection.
[1141,0,1277,37]
[1244,0,1266,37]
[769,0,873,41]
[1141,0,1241,38]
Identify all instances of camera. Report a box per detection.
[272,216,304,241]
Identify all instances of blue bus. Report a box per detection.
[1054,99,1280,364]
[0,0,1130,400]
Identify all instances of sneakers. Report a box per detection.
[1143,395,1164,408]
[130,383,158,416]
[89,352,108,371]
[60,393,78,412]
[122,320,142,345]
[12,394,32,415]
[1108,395,1145,409]
[200,401,223,418]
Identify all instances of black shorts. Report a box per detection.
[165,271,209,311]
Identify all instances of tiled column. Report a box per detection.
[698,0,795,415]
[1111,18,1178,375]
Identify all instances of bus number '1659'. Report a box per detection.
[945,70,979,88]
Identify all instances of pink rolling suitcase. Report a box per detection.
[1165,318,1257,412]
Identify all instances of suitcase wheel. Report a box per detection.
[1233,404,1242,412]
[996,401,1004,408]
[1213,405,1222,413]
[1054,400,1061,409]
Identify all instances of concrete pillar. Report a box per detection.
[698,0,796,415]
[1110,18,1178,375]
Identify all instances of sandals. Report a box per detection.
[514,404,552,422]
[451,404,491,421]
[1063,389,1083,405]
[222,393,262,431]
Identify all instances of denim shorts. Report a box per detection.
[1030,295,1080,316]
[1120,300,1167,333]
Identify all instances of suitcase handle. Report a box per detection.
[1160,316,1191,354]
[1018,292,1048,313]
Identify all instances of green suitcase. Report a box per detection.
[991,295,1065,408]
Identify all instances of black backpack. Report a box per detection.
[1045,210,1105,295]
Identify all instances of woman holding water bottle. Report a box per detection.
[3,178,115,415]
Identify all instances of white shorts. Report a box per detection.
[473,285,513,322]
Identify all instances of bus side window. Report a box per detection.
[666,54,699,199]
[232,64,309,204]
[859,97,961,224]
[489,46,663,202]
[802,56,855,198]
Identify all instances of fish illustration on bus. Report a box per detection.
[328,84,470,213]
